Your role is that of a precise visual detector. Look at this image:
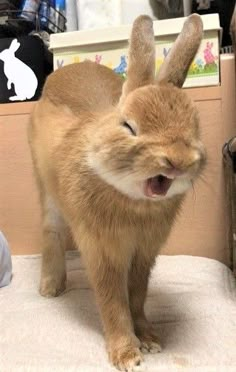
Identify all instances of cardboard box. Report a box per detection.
[50,14,221,88]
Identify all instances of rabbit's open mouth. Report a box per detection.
[144,175,173,198]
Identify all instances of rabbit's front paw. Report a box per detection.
[136,325,162,354]
[108,336,143,371]
[39,274,66,297]
[140,336,162,354]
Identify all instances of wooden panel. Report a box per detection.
[187,85,221,101]
[221,54,236,142]
[0,56,235,262]
[0,102,35,116]
[1,101,227,260]
[0,114,41,254]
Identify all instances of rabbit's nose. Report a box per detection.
[164,157,176,169]
[166,161,184,177]
[161,156,181,170]
[161,156,197,176]
[159,157,184,177]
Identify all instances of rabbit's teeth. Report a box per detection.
[144,175,173,198]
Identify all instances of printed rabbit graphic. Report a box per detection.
[113,55,127,74]
[0,39,38,101]
[203,41,216,64]
[95,55,102,64]
[163,47,171,58]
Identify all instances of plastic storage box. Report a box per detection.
[50,14,221,88]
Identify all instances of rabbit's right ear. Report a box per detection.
[119,15,155,105]
[9,39,20,53]
[156,14,203,88]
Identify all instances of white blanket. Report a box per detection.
[1,253,236,371]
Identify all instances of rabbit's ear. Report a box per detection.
[156,14,203,88]
[9,39,20,53]
[119,15,155,104]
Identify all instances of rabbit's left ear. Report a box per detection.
[156,14,203,88]
[9,39,20,53]
[119,15,155,104]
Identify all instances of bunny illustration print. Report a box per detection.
[203,41,216,64]
[0,39,38,101]
[113,55,127,74]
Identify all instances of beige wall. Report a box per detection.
[0,55,235,265]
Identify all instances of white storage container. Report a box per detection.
[50,14,221,88]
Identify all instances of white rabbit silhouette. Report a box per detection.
[0,39,38,101]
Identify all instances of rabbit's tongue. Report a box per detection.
[144,175,173,197]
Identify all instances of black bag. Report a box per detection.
[223,137,236,276]
[0,35,52,103]
[192,0,236,47]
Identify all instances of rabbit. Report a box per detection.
[0,39,38,101]
[28,14,206,371]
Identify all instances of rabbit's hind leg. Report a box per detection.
[39,194,69,297]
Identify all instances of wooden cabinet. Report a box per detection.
[0,55,235,265]
[0,102,41,254]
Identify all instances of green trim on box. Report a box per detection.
[55,51,91,56]
[155,37,217,46]
[55,48,127,57]
[187,72,218,78]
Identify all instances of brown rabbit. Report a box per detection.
[28,14,205,371]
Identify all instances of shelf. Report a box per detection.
[0,84,223,114]
[0,6,66,37]
[0,101,35,115]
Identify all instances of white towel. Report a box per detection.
[1,253,236,371]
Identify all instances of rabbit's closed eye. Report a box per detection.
[122,121,137,136]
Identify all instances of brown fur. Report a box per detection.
[157,14,203,87]
[28,14,205,371]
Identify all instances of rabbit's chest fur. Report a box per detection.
[57,163,181,264]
